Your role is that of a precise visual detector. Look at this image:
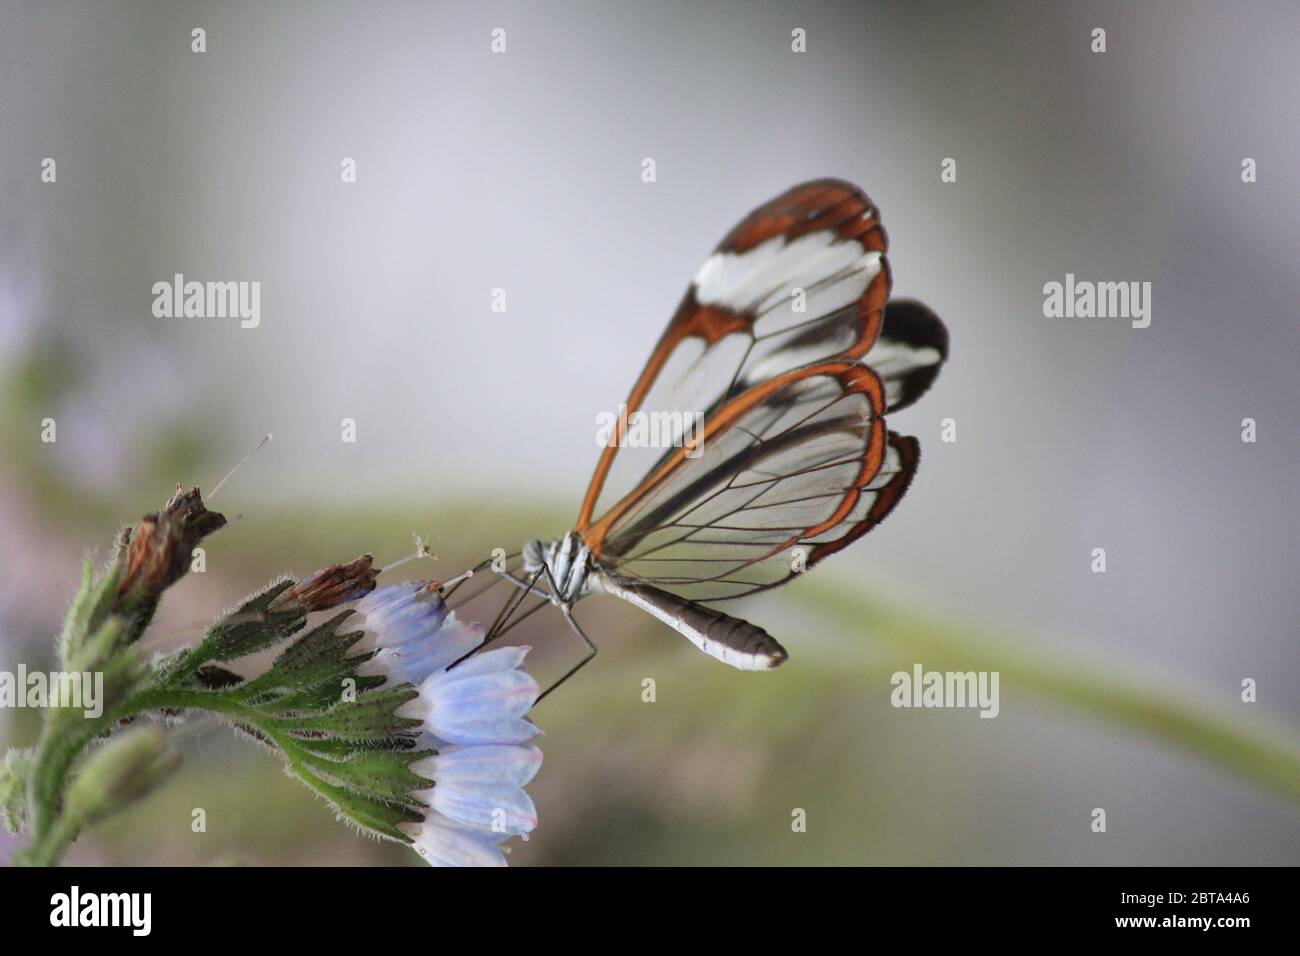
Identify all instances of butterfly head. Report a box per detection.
[522,531,593,606]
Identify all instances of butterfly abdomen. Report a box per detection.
[591,574,788,670]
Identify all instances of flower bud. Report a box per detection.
[64,727,181,831]
[271,554,379,613]
[116,486,226,602]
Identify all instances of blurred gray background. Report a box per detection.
[1,0,1297,865]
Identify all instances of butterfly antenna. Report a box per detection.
[447,564,544,670]
[441,560,490,601]
[208,433,273,501]
[443,553,520,607]
[380,532,438,574]
[443,554,599,699]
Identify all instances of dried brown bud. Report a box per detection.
[117,485,227,600]
[272,553,379,612]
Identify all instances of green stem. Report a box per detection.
[19,682,302,866]
[797,579,1300,804]
[26,714,110,846]
[115,686,393,821]
[15,809,81,867]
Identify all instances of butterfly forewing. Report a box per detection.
[575,181,941,627]
[578,180,893,529]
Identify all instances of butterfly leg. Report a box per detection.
[484,564,546,644]
[446,564,547,670]
[447,555,598,700]
[532,562,598,705]
[499,567,555,602]
[533,602,598,705]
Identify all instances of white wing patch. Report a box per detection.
[693,230,883,328]
[865,338,943,410]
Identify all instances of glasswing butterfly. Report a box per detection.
[443,179,948,698]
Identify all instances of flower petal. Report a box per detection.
[425,645,530,683]
[422,670,541,744]
[432,783,538,836]
[413,744,542,788]
[363,616,484,686]
[429,715,541,747]
[408,817,506,867]
[353,583,448,650]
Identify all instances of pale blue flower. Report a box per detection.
[406,816,511,867]
[401,646,540,745]
[360,614,484,687]
[352,582,449,650]
[350,583,544,866]
[412,744,542,836]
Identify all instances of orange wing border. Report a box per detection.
[577,179,892,529]
[581,360,888,560]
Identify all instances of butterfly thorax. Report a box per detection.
[522,531,593,606]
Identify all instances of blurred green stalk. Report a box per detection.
[799,578,1300,804]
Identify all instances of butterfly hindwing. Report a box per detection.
[869,299,949,413]
[586,359,919,602]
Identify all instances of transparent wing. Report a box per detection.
[577,180,893,530]
[589,361,920,602]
